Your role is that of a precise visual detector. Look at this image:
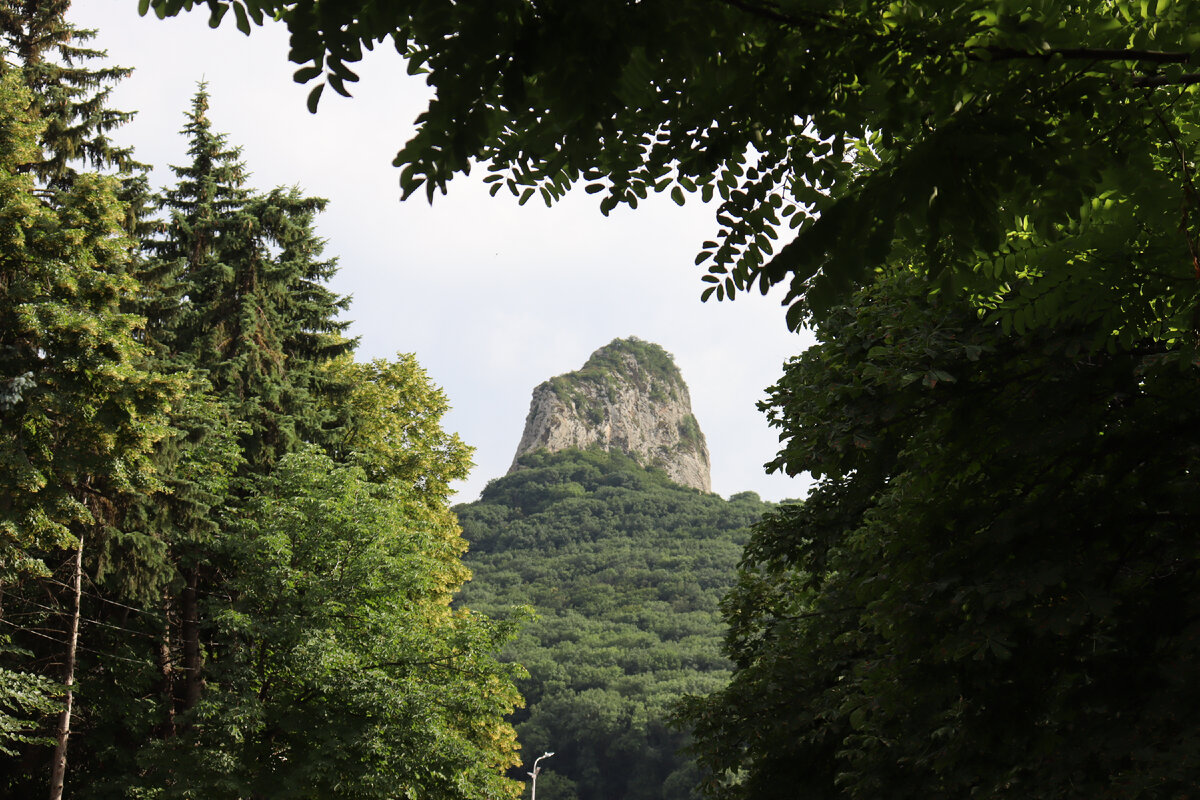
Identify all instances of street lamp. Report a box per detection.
[528,751,554,800]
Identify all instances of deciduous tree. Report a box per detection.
[134,447,525,800]
[682,270,1200,799]
[147,0,1200,341]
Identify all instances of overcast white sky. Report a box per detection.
[71,0,815,503]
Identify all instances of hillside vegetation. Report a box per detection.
[455,450,776,800]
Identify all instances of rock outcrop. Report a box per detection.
[509,338,712,492]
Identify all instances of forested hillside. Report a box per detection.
[455,449,776,800]
[0,5,521,796]
[19,0,1200,797]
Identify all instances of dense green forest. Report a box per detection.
[169,0,1200,796]
[455,450,773,800]
[0,4,522,797]
[7,0,1200,797]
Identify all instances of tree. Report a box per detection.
[0,63,173,795]
[149,0,1200,339]
[455,449,775,800]
[321,353,472,492]
[0,63,169,580]
[150,86,354,476]
[129,447,524,800]
[97,86,357,750]
[0,0,137,185]
[138,4,1200,796]
[680,269,1200,799]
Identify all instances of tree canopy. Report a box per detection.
[24,1,1200,796]
[681,269,1200,798]
[0,16,525,794]
[149,0,1200,339]
[456,449,776,800]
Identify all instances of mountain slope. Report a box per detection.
[456,450,774,800]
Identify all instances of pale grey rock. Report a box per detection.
[509,338,712,492]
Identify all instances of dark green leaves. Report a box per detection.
[305,82,324,113]
[686,270,1200,800]
[456,449,775,800]
[147,0,1200,340]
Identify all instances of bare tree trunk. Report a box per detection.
[48,534,83,800]
[158,588,177,737]
[181,567,203,710]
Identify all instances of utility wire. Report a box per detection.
[0,618,153,667]
[6,595,160,641]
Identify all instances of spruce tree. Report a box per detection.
[0,0,136,185]
[151,86,354,475]
[0,66,174,796]
[105,87,356,755]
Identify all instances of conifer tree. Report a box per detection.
[0,65,173,796]
[0,0,136,185]
[114,87,354,740]
[151,86,353,475]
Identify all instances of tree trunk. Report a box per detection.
[158,588,177,737]
[48,534,83,800]
[181,567,203,710]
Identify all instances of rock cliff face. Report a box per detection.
[509,338,712,492]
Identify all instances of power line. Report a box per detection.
[6,595,160,641]
[0,617,154,667]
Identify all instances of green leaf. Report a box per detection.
[233,2,251,34]
[293,64,323,84]
[207,2,228,27]
[306,83,325,113]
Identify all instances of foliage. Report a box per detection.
[0,67,172,575]
[0,646,58,755]
[0,42,525,800]
[681,270,1200,799]
[0,51,175,796]
[134,2,1200,797]
[147,0,1200,341]
[0,0,137,185]
[132,448,524,800]
[148,86,354,475]
[456,450,776,800]
[322,353,472,493]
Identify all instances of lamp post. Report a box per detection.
[528,751,554,800]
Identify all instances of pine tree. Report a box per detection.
[151,87,354,475]
[0,0,136,185]
[0,66,174,795]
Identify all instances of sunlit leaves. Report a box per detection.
[0,72,174,568]
[142,448,525,800]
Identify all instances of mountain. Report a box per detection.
[509,338,712,492]
[456,449,774,800]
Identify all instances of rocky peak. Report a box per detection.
[509,338,712,492]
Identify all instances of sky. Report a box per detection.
[71,1,816,503]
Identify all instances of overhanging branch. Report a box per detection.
[979,47,1192,64]
[1133,71,1200,88]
